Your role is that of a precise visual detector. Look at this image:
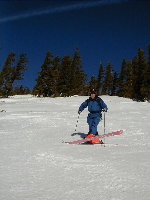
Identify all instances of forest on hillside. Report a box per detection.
[0,45,150,102]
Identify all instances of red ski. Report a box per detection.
[65,130,123,144]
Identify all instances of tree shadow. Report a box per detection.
[71,132,87,139]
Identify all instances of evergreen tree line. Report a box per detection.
[33,46,150,101]
[0,46,150,101]
[32,49,86,97]
[0,53,30,97]
[94,46,150,102]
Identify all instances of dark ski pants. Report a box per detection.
[87,116,100,135]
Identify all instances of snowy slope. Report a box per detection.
[0,95,150,200]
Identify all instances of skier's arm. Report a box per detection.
[100,100,108,112]
[78,100,88,114]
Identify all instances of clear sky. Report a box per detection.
[0,0,150,89]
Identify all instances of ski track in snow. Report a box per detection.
[0,95,150,200]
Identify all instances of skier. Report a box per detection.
[78,89,108,144]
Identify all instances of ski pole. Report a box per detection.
[75,114,80,132]
[104,112,106,146]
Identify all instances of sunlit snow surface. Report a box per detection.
[0,95,150,200]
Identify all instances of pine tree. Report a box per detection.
[97,61,104,94]
[131,56,138,100]
[118,59,127,97]
[102,61,113,95]
[0,68,3,97]
[0,52,16,97]
[141,45,150,101]
[111,72,119,96]
[88,76,98,92]
[148,44,150,66]
[132,48,147,101]
[50,56,61,96]
[13,85,30,95]
[57,49,86,96]
[124,60,133,98]
[0,53,28,97]
[70,48,86,95]
[57,55,73,96]
[33,52,53,97]
[14,54,27,81]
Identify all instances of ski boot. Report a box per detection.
[86,134,101,144]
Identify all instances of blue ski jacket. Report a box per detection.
[79,96,108,118]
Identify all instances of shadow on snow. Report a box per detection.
[71,132,86,139]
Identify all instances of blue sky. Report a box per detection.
[0,0,150,89]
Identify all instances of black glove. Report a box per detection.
[102,108,107,112]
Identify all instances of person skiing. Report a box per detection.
[78,89,108,144]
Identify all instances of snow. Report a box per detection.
[0,95,150,200]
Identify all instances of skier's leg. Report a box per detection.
[87,117,102,144]
[87,116,93,134]
[91,117,100,135]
